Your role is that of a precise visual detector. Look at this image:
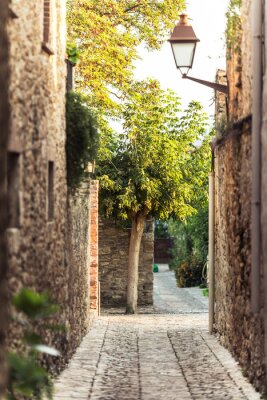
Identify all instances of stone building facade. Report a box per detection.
[99,219,154,307]
[6,0,99,373]
[0,1,10,395]
[213,0,266,391]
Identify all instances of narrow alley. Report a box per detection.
[53,265,260,400]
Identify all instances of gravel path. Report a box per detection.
[53,264,261,400]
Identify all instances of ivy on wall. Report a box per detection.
[66,91,99,191]
[226,0,242,57]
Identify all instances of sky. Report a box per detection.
[134,0,229,122]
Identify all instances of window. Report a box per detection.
[7,152,20,228]
[48,161,54,221]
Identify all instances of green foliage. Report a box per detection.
[226,0,242,56]
[12,288,59,320]
[7,354,53,400]
[154,220,169,239]
[168,204,209,287]
[175,255,203,288]
[7,289,61,400]
[66,91,99,190]
[202,288,209,297]
[97,79,211,223]
[66,42,80,65]
[67,0,186,112]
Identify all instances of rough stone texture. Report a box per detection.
[214,120,265,391]
[226,0,252,122]
[213,1,266,390]
[215,69,228,133]
[0,1,10,396]
[6,0,69,373]
[240,0,252,118]
[67,180,95,354]
[99,219,153,307]
[154,238,174,264]
[6,0,98,374]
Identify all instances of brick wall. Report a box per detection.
[99,219,154,307]
[89,180,99,312]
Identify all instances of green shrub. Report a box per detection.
[7,289,62,400]
[168,204,208,281]
[66,91,99,191]
[175,255,203,288]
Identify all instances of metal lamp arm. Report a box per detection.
[182,74,228,95]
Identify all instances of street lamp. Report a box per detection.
[168,14,228,95]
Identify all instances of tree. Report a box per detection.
[66,91,99,190]
[97,79,211,313]
[67,0,185,112]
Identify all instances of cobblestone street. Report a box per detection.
[53,265,261,399]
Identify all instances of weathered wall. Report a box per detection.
[99,219,154,307]
[154,238,174,264]
[89,181,99,312]
[6,0,69,372]
[6,0,98,375]
[0,0,10,395]
[213,0,267,391]
[67,181,91,354]
[227,0,252,121]
[214,119,265,390]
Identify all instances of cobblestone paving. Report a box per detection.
[53,265,261,400]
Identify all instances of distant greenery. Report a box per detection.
[66,91,99,191]
[96,79,211,313]
[154,220,169,238]
[168,204,209,288]
[202,288,209,297]
[66,42,80,65]
[7,289,62,400]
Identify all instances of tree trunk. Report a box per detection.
[0,0,10,396]
[126,213,146,314]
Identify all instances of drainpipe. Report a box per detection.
[251,0,263,313]
[208,169,215,334]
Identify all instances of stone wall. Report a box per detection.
[214,119,265,391]
[6,0,98,374]
[226,0,252,121]
[67,181,93,355]
[213,0,267,390]
[0,1,10,395]
[154,238,174,264]
[99,219,154,307]
[6,0,69,372]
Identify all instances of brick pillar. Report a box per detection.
[89,180,99,311]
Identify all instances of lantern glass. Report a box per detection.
[171,42,196,69]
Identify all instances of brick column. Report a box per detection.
[89,180,99,311]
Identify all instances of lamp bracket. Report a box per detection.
[182,74,228,95]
